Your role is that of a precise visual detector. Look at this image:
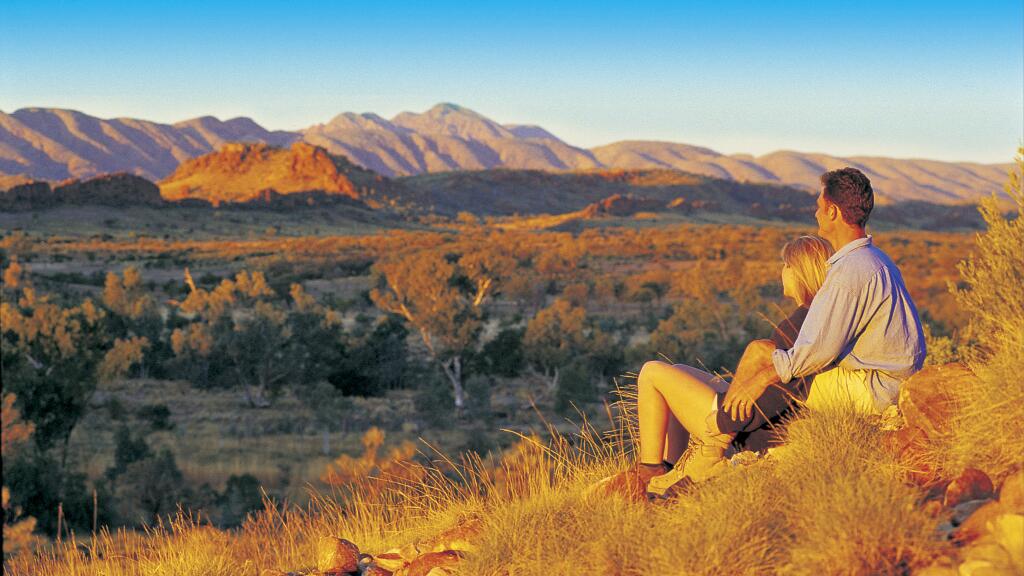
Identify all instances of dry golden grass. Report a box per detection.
[5,392,951,576]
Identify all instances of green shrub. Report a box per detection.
[218,474,265,528]
[473,327,525,377]
[554,360,597,416]
[137,403,174,431]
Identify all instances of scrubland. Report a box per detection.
[3,157,1022,575]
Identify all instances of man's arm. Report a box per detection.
[771,275,872,384]
[722,339,780,421]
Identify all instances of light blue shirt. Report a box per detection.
[772,236,926,408]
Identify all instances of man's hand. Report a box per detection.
[722,339,779,422]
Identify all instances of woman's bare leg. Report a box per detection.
[638,360,732,464]
[664,413,689,463]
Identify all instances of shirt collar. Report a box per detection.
[827,235,872,268]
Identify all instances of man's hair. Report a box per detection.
[820,167,874,228]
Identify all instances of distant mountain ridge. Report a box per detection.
[0,104,1012,205]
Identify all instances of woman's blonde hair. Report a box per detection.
[781,235,834,306]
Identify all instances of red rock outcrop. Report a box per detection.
[159,142,364,206]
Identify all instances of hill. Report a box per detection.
[397,168,814,222]
[159,142,390,207]
[0,173,162,211]
[1,104,1012,205]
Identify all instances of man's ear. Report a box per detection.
[829,202,842,223]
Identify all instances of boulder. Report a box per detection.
[362,566,394,576]
[888,363,979,487]
[316,536,360,574]
[898,363,976,442]
[945,468,996,507]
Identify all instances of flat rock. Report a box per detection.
[402,550,464,576]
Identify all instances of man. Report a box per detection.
[722,167,926,422]
[645,167,927,496]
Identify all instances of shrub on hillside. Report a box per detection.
[218,474,265,529]
[554,360,597,416]
[942,148,1024,478]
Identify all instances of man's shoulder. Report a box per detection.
[829,244,896,287]
[827,241,892,272]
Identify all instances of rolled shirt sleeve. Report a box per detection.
[772,274,874,384]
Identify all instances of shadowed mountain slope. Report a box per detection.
[591,142,1011,205]
[0,108,298,181]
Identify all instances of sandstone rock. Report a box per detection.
[889,363,978,488]
[997,469,1024,512]
[899,363,976,441]
[402,550,464,576]
[316,536,360,574]
[946,469,996,507]
[159,142,371,206]
[362,566,394,576]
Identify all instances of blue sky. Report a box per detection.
[1,0,1021,163]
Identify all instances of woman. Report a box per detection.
[592,235,834,500]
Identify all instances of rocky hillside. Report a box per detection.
[0,173,162,211]
[1,104,1011,205]
[159,142,386,207]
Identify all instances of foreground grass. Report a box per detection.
[4,404,948,576]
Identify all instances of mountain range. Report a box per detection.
[0,103,1013,205]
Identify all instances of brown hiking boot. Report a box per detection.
[646,435,730,500]
[585,461,669,501]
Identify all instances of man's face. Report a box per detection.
[814,190,833,238]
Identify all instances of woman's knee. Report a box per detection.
[638,360,668,387]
